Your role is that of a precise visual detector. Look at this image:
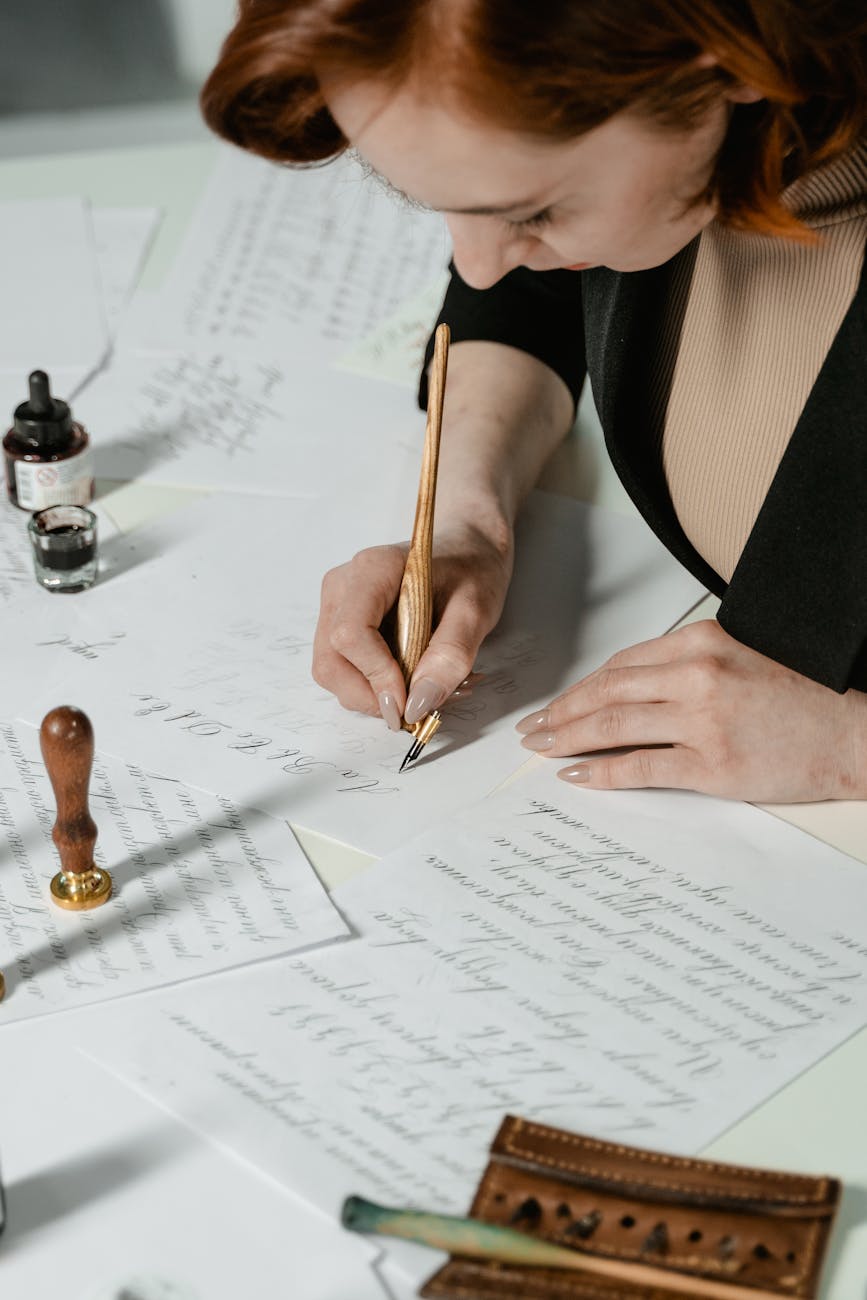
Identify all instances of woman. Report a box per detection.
[202,1,867,802]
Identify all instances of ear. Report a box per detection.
[694,52,765,103]
[725,83,765,104]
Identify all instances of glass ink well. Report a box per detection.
[3,370,93,511]
[28,505,98,593]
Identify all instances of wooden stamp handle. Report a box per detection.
[39,705,98,876]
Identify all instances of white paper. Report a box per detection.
[18,491,705,855]
[78,348,429,497]
[0,499,33,605]
[79,764,867,1289]
[0,202,156,447]
[0,1023,384,1300]
[131,146,448,363]
[0,198,108,377]
[0,720,346,1021]
[0,497,129,719]
[336,273,450,388]
[91,206,162,336]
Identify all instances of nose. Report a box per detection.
[446,214,532,290]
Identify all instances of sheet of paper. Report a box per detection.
[0,720,346,1022]
[0,482,418,720]
[130,145,449,363]
[0,198,108,376]
[0,202,156,426]
[17,490,705,855]
[0,498,125,714]
[91,206,162,336]
[78,348,428,496]
[336,273,450,388]
[0,1021,384,1300]
[79,765,867,1290]
[0,499,34,605]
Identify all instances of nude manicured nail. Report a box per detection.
[377,691,402,732]
[516,709,549,735]
[560,763,591,783]
[521,731,555,752]
[405,678,446,725]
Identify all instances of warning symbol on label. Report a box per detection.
[36,466,59,486]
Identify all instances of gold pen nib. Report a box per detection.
[399,711,442,772]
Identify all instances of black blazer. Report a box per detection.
[421,250,867,693]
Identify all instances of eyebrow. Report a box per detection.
[445,201,546,216]
[355,157,546,218]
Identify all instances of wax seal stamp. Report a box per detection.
[40,705,112,910]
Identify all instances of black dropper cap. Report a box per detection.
[13,370,74,447]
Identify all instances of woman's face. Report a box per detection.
[326,80,734,285]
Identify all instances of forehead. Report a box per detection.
[325,78,584,211]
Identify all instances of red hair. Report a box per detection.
[201,0,867,239]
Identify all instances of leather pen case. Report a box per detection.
[421,1115,840,1299]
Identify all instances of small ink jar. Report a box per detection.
[28,505,98,593]
[3,370,93,511]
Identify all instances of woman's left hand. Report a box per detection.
[516,620,867,802]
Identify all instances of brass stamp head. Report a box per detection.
[49,866,112,910]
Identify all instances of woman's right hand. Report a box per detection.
[312,520,514,730]
[313,337,576,730]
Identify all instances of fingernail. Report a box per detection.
[460,671,486,687]
[516,709,549,735]
[405,678,447,725]
[521,731,555,753]
[560,763,591,783]
[377,691,402,732]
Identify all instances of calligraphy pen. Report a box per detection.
[342,1196,788,1300]
[393,322,450,773]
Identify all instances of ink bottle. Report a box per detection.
[3,370,93,511]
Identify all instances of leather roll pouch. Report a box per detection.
[421,1116,840,1299]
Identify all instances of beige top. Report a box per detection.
[658,140,867,583]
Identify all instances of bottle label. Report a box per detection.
[14,447,93,510]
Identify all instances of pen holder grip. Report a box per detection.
[395,546,433,685]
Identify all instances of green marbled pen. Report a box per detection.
[341,1196,787,1300]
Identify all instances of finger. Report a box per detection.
[582,619,725,677]
[521,701,685,757]
[557,745,699,791]
[313,612,406,723]
[541,621,725,713]
[322,553,410,696]
[310,650,382,722]
[551,664,683,726]
[517,664,679,736]
[405,598,488,724]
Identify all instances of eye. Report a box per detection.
[509,207,554,232]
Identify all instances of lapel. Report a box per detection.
[718,243,867,690]
[582,240,867,691]
[581,254,723,595]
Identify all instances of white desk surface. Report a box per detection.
[2,139,866,1299]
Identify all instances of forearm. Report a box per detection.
[432,340,575,554]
